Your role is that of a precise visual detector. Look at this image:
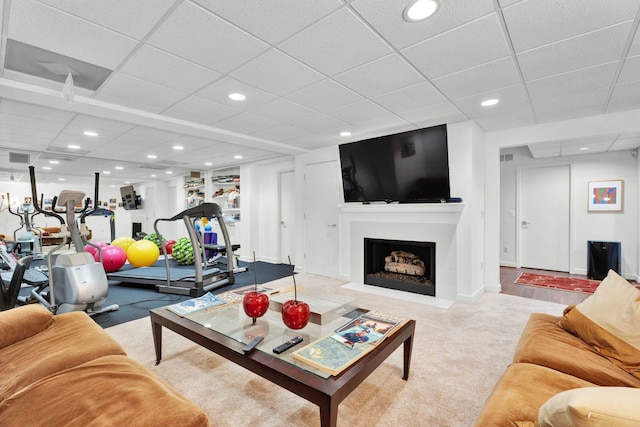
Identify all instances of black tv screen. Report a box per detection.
[339,124,450,203]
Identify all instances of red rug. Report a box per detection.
[515,273,604,294]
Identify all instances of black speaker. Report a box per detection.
[132,222,142,240]
[587,241,621,280]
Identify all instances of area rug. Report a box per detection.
[514,272,639,294]
[106,273,566,427]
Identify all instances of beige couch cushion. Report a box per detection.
[0,311,125,400]
[0,354,210,427]
[538,387,640,427]
[0,305,53,349]
[514,313,640,387]
[558,270,640,379]
[473,363,595,427]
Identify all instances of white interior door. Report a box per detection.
[519,165,570,272]
[279,170,295,264]
[304,161,340,277]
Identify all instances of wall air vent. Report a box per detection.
[499,153,514,162]
[9,152,30,163]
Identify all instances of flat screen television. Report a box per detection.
[120,185,141,210]
[339,124,451,204]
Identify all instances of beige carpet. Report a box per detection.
[105,274,566,427]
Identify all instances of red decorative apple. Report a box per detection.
[243,252,270,324]
[281,256,310,330]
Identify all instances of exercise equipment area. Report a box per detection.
[107,203,245,296]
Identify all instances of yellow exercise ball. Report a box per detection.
[111,236,136,252]
[126,240,160,267]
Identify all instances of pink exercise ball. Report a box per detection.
[85,241,109,256]
[94,245,127,273]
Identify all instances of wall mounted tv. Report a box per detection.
[339,124,451,204]
[120,185,141,210]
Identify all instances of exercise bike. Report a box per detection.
[27,166,118,316]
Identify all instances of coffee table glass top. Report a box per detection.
[177,302,364,378]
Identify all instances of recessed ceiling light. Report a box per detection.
[49,160,60,164]
[205,162,212,166]
[172,145,184,150]
[147,154,157,159]
[115,166,124,170]
[42,166,52,170]
[234,155,243,159]
[403,0,439,22]
[481,98,500,107]
[83,131,98,137]
[58,178,65,181]
[67,144,81,149]
[579,147,590,151]
[228,93,246,101]
[124,181,130,184]
[166,171,173,174]
[151,174,157,178]
[103,171,111,174]
[340,131,352,137]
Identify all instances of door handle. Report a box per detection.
[521,221,531,227]
[327,224,337,227]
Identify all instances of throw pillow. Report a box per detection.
[557,269,640,378]
[538,387,640,426]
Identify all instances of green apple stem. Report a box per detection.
[288,255,297,302]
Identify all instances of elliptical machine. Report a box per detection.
[28,166,118,315]
[7,194,43,258]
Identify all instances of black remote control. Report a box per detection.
[242,336,263,353]
[273,337,303,354]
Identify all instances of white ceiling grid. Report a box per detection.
[0,0,638,187]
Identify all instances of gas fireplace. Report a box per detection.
[364,238,435,297]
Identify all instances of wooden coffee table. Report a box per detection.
[150,304,415,427]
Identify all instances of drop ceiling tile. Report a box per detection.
[454,84,530,119]
[285,79,363,112]
[119,45,221,93]
[433,57,521,100]
[293,113,351,134]
[517,22,632,81]
[352,0,494,50]
[372,82,447,114]
[528,141,562,158]
[248,98,316,124]
[66,114,136,134]
[0,112,66,132]
[611,133,640,150]
[125,126,182,142]
[193,0,342,44]
[36,0,177,40]
[351,116,413,138]
[607,81,640,113]
[630,28,640,56]
[8,0,137,69]
[324,99,391,125]
[474,106,537,132]
[334,54,424,98]
[146,1,269,73]
[163,96,241,125]
[533,86,610,122]
[0,123,61,140]
[98,73,188,111]
[618,56,640,84]
[392,102,467,129]
[278,8,392,76]
[214,112,280,134]
[0,99,76,123]
[196,77,277,109]
[230,49,325,96]
[503,0,640,53]
[402,14,510,79]
[527,62,619,100]
[253,124,311,142]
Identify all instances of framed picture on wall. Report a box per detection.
[588,180,623,212]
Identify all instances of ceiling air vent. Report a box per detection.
[499,153,513,162]
[9,152,30,164]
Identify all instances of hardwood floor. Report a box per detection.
[500,266,590,306]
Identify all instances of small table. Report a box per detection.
[150,303,415,427]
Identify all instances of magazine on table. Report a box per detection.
[167,292,228,316]
[331,310,406,348]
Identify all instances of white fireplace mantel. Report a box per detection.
[339,203,465,301]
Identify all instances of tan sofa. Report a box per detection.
[0,305,209,427]
[475,270,640,427]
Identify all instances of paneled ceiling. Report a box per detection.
[1,0,640,187]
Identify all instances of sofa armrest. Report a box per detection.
[0,305,54,349]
